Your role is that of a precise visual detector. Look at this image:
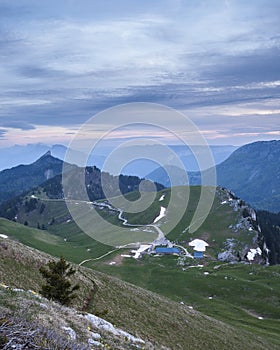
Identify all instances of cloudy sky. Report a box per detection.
[0,0,280,148]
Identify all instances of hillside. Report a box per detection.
[0,236,278,350]
[0,184,265,264]
[216,140,280,212]
[147,140,280,212]
[0,152,68,204]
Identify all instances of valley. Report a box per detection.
[0,144,279,349]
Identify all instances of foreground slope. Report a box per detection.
[0,238,275,349]
[0,236,277,350]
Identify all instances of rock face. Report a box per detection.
[217,188,268,264]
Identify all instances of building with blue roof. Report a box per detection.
[155,247,181,255]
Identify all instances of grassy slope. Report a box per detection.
[1,187,278,347]
[93,256,280,348]
[4,185,257,259]
[0,217,110,263]
[121,186,257,258]
[0,236,277,350]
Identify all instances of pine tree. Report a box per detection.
[39,257,80,306]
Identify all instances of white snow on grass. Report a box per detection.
[189,239,209,252]
[62,326,76,340]
[247,247,262,261]
[159,194,165,202]
[84,313,145,344]
[88,339,102,347]
[153,206,166,223]
[132,244,151,259]
[221,200,227,205]
[142,228,154,233]
[0,234,8,239]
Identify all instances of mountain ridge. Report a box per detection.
[147,140,280,212]
[0,152,67,204]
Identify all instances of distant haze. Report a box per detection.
[0,143,237,175]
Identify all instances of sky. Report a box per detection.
[0,0,280,149]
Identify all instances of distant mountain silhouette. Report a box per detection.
[216,140,280,212]
[147,140,280,212]
[0,152,73,204]
[0,143,106,171]
[0,153,164,219]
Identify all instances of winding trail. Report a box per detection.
[39,197,192,263]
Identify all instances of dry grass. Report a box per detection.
[0,237,278,350]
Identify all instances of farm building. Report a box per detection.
[193,251,204,259]
[155,247,181,255]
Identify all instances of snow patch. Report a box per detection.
[189,239,209,252]
[132,244,151,259]
[0,234,8,239]
[159,194,165,202]
[90,332,101,340]
[62,326,76,340]
[247,247,262,261]
[88,339,102,347]
[153,206,166,223]
[84,313,145,344]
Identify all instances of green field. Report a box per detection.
[91,254,280,347]
[1,237,279,350]
[1,186,278,348]
[0,218,110,263]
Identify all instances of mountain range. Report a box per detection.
[0,140,280,348]
[147,140,280,213]
[0,143,237,176]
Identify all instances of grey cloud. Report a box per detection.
[202,47,280,87]
[1,121,35,130]
[1,76,279,130]
[16,65,71,79]
[0,129,7,138]
[0,0,279,147]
